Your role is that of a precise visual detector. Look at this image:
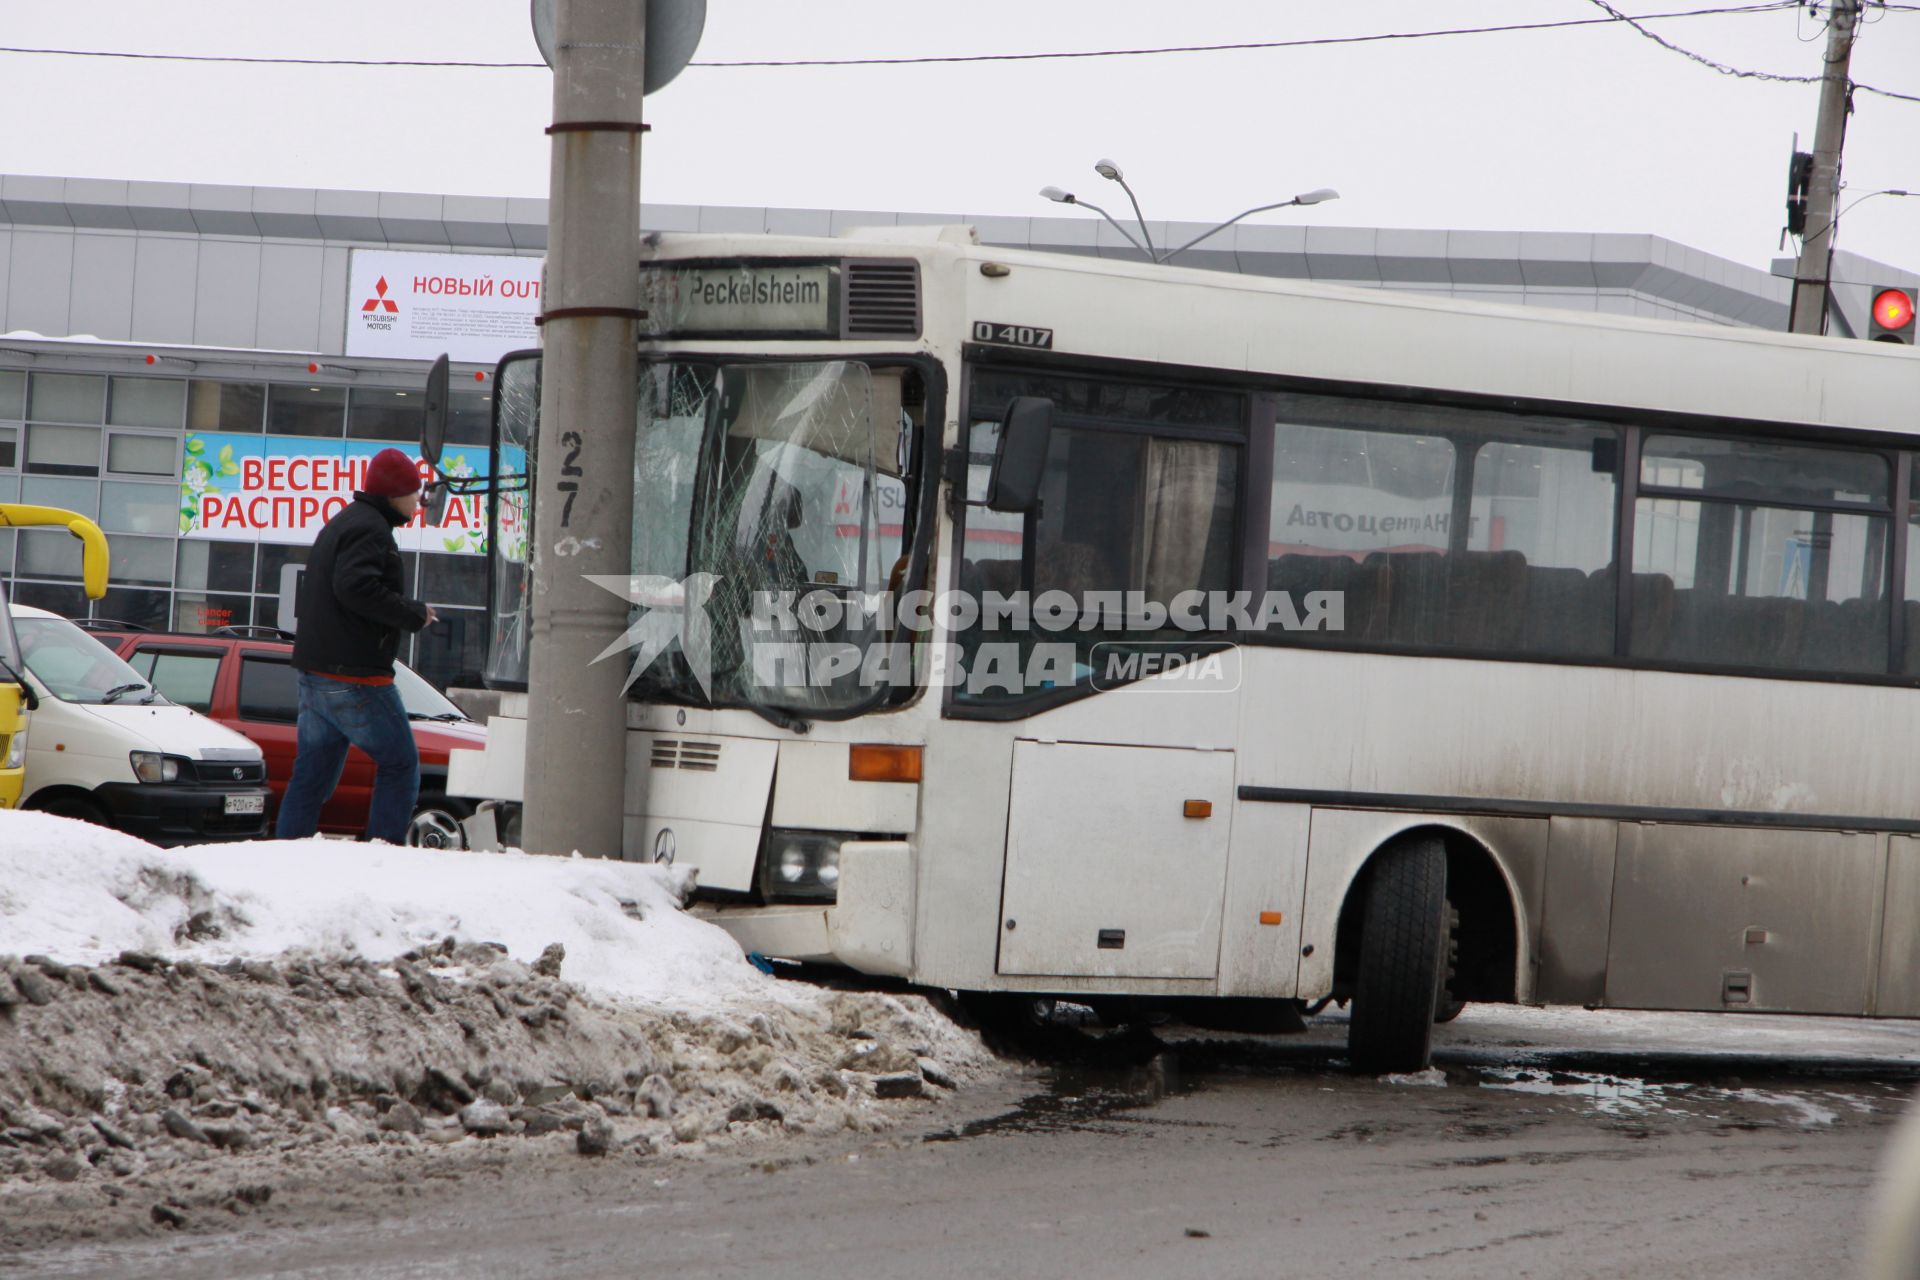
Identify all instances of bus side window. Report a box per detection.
[1266,402,1620,659]
[1030,427,1237,615]
[1635,434,1890,675]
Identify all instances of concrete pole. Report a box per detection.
[1789,0,1859,337]
[523,0,646,856]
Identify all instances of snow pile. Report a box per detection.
[0,812,998,1222]
[0,810,762,1007]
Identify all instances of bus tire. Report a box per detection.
[1348,836,1448,1074]
[1434,902,1466,1023]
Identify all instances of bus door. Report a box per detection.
[0,505,109,807]
[997,742,1237,979]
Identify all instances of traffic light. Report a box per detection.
[1786,151,1814,236]
[1869,287,1916,344]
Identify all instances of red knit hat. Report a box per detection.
[363,447,423,498]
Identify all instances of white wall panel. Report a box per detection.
[7,229,74,336]
[69,232,137,341]
[192,240,262,349]
[129,235,198,344]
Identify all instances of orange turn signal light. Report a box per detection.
[1259,911,1284,926]
[1183,799,1212,819]
[849,744,923,783]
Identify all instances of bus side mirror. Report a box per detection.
[986,396,1055,514]
[421,353,451,468]
[423,481,450,527]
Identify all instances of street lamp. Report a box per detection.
[1094,158,1156,260]
[1040,161,1338,265]
[1160,188,1340,264]
[1038,185,1148,257]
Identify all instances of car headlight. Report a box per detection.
[4,732,23,770]
[762,830,843,902]
[129,751,180,784]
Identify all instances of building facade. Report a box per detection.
[1,174,1913,688]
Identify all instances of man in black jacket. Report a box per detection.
[277,448,436,843]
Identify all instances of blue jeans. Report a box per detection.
[276,672,420,844]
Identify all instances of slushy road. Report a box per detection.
[14,1005,1919,1280]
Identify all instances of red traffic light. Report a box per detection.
[1873,288,1915,331]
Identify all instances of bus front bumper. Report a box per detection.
[693,903,837,966]
[693,839,916,976]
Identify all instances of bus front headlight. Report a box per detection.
[763,830,843,902]
[4,732,23,770]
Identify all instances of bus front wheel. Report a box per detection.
[1347,836,1448,1074]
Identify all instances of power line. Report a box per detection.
[0,4,1810,71]
[1582,0,1920,102]
[2,3,1915,103]
[691,4,1805,66]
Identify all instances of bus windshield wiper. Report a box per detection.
[740,697,810,735]
[100,682,150,704]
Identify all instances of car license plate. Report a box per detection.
[225,794,265,816]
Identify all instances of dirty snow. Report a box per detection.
[1379,1067,1448,1087]
[0,810,1000,1242]
[0,810,764,1007]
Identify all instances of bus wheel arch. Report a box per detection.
[1332,824,1523,1009]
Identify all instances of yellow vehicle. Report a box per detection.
[0,505,108,808]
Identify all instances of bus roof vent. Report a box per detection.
[842,259,921,340]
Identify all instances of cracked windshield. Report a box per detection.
[632,360,908,715]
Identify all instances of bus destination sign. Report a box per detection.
[643,264,837,338]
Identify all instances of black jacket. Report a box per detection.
[291,493,432,677]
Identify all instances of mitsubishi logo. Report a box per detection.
[653,827,676,866]
[362,276,399,314]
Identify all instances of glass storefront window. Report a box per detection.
[0,425,18,470]
[0,369,24,418]
[347,388,421,441]
[109,535,175,588]
[267,384,346,437]
[101,482,179,536]
[106,432,179,478]
[420,551,486,607]
[180,540,257,593]
[28,374,105,424]
[174,593,252,634]
[20,475,98,517]
[17,530,87,581]
[409,608,487,689]
[255,542,308,594]
[108,377,186,429]
[94,587,172,633]
[188,381,266,432]
[448,387,492,445]
[9,580,90,619]
[24,424,100,476]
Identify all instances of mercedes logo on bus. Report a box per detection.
[653,827,677,865]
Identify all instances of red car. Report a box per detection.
[86,624,487,847]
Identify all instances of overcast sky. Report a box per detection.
[3,2,1917,270]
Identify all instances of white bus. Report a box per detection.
[443,225,1920,1071]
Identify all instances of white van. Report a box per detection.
[10,604,271,845]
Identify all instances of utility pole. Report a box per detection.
[523,0,647,856]
[1789,0,1860,336]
